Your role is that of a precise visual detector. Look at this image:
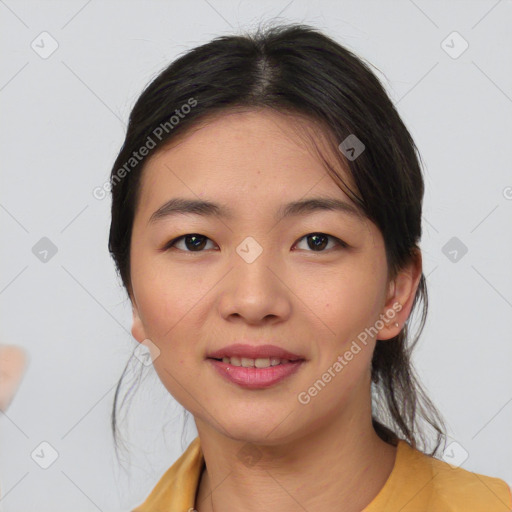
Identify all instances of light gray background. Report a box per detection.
[1,0,511,510]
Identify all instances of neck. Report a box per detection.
[194,383,397,512]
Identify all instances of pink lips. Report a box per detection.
[206,343,306,389]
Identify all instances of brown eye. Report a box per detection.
[294,233,347,252]
[163,232,347,253]
[164,234,215,252]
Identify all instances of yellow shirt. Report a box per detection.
[132,437,512,511]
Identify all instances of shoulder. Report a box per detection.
[131,437,204,511]
[397,440,512,511]
[427,452,511,511]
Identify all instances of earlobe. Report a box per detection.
[378,249,423,340]
[131,302,147,343]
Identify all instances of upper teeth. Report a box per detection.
[221,357,290,368]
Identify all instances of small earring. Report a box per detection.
[394,322,399,328]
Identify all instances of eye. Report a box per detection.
[293,232,348,252]
[164,233,216,252]
[163,232,348,253]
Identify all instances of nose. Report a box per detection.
[217,244,292,325]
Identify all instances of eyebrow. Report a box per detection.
[148,196,364,225]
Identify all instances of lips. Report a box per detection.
[206,343,305,361]
[206,343,306,390]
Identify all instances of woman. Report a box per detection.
[108,23,511,511]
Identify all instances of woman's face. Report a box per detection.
[129,109,412,444]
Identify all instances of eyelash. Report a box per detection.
[163,232,348,253]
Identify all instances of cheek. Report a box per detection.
[294,343,375,435]
[306,262,387,341]
[131,251,208,339]
[301,259,386,400]
[130,258,206,401]
[135,267,206,407]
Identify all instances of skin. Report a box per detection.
[0,345,26,413]
[0,344,26,501]
[129,108,422,512]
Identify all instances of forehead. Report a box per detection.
[136,109,359,219]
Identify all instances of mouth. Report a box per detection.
[206,343,306,389]
[206,343,305,362]
[207,355,302,367]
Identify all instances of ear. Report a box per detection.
[130,295,148,344]
[378,248,423,340]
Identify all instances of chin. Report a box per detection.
[210,410,303,447]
